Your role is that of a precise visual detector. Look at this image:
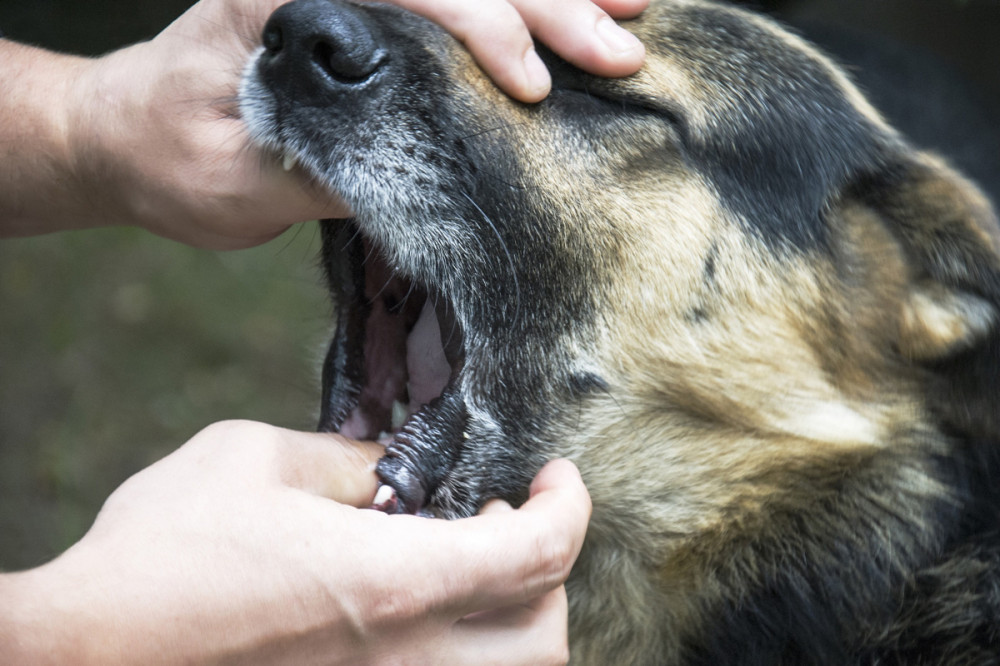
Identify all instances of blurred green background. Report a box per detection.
[1,1,333,570]
[1,227,332,570]
[2,0,998,571]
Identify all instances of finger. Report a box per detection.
[509,0,645,78]
[432,459,592,616]
[449,585,570,665]
[178,421,383,505]
[479,498,515,515]
[253,155,354,224]
[592,0,650,19]
[273,429,385,506]
[212,147,352,248]
[382,0,551,101]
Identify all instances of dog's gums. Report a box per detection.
[319,226,466,514]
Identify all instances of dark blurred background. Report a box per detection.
[1,0,998,570]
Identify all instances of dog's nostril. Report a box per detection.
[258,0,387,87]
[312,39,386,84]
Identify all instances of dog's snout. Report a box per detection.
[258,0,386,88]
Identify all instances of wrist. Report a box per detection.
[0,560,106,664]
[63,38,288,248]
[0,38,198,240]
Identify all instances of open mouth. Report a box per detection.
[320,220,466,514]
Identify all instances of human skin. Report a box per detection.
[0,0,647,248]
[0,421,592,664]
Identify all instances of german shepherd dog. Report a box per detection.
[240,0,1000,662]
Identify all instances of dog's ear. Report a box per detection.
[852,154,1000,440]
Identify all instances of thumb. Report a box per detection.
[267,427,385,506]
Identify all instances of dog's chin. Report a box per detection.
[325,221,468,516]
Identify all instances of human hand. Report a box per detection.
[55,0,646,249]
[0,421,590,665]
[383,0,648,102]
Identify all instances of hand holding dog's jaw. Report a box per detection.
[0,421,589,665]
[391,0,648,102]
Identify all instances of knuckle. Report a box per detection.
[188,419,281,460]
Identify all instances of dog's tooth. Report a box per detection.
[373,484,396,509]
[282,151,296,171]
[391,399,408,430]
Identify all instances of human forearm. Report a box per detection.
[0,41,96,237]
[0,562,115,665]
[0,40,175,241]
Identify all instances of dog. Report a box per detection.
[240,0,1000,662]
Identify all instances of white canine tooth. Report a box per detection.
[281,151,296,171]
[391,399,408,430]
[373,484,396,507]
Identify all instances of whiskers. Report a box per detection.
[462,192,522,327]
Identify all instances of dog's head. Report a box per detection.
[240,0,1000,520]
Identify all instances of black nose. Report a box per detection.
[258,0,386,88]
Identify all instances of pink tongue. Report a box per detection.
[406,299,452,411]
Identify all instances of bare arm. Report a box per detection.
[0,43,94,238]
[0,0,646,248]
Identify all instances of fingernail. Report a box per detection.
[596,16,643,55]
[523,47,551,100]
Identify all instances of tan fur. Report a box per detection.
[448,4,1000,661]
